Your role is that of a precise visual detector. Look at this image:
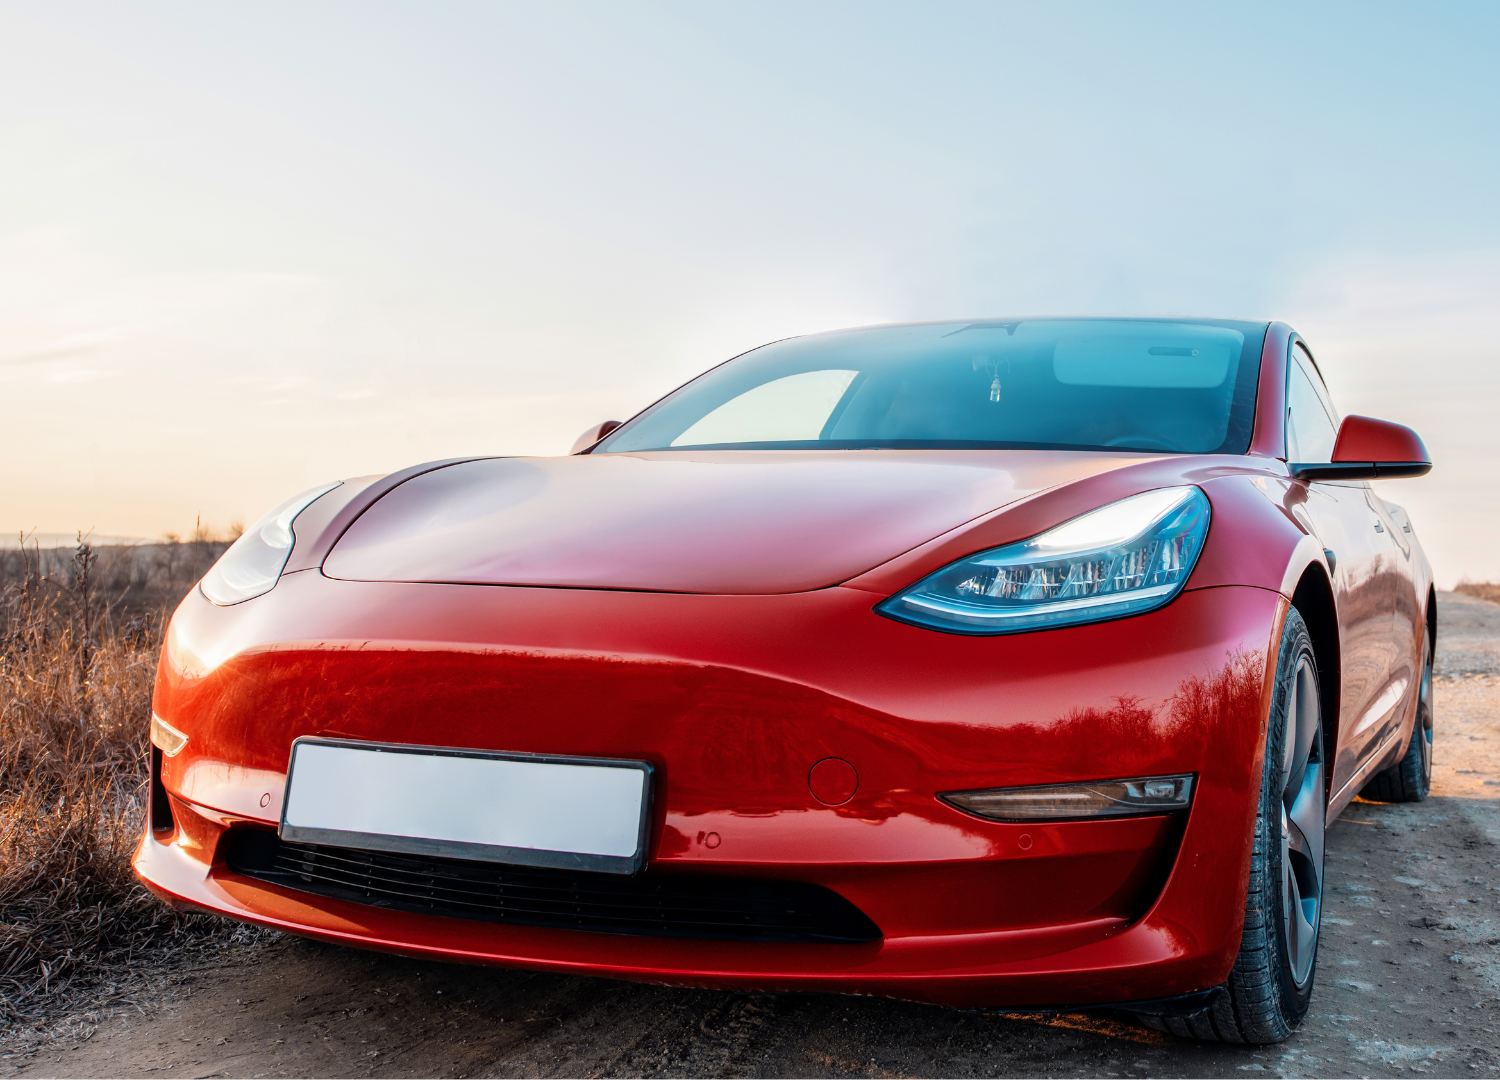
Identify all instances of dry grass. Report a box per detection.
[0,536,265,1038]
[1455,580,1500,605]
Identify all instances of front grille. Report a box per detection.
[224,830,881,944]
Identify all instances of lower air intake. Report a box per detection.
[224,830,881,944]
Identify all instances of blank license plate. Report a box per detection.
[280,738,652,874]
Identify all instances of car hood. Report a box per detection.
[321,450,1154,594]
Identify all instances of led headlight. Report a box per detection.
[200,481,341,605]
[877,486,1210,635]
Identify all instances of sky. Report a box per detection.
[2,1,1497,585]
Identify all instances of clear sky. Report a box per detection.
[3,2,1497,585]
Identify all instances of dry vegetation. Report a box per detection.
[0,535,258,1038]
[1455,580,1500,605]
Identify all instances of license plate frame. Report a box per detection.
[279,737,653,874]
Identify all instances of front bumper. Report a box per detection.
[136,573,1281,1010]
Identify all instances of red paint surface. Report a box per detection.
[1332,414,1430,465]
[321,451,1154,594]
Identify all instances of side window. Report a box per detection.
[1293,342,1340,424]
[1285,344,1339,463]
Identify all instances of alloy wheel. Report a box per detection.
[1280,655,1325,988]
[1418,635,1434,784]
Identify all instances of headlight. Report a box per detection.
[876,486,1210,635]
[200,482,341,605]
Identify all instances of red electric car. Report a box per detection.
[136,318,1434,1044]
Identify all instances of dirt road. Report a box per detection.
[14,595,1500,1078]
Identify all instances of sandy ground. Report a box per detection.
[10,595,1499,1079]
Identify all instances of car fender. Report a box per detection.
[844,461,1321,602]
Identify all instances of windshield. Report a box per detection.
[597,318,1268,455]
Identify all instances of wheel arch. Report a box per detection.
[1290,563,1340,775]
[1426,583,1438,650]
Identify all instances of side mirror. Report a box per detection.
[1291,415,1431,481]
[570,420,622,455]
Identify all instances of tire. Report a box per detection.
[1360,629,1433,803]
[1136,608,1326,1044]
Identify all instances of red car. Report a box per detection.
[137,317,1434,1044]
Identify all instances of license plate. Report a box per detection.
[279,738,652,874]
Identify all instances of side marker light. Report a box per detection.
[150,713,189,757]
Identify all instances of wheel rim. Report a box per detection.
[1281,655,1325,988]
[1418,635,1434,783]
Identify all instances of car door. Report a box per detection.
[1366,486,1422,742]
[1284,342,1404,796]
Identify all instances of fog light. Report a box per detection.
[150,713,188,757]
[942,774,1193,822]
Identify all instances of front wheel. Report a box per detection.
[1139,607,1325,1043]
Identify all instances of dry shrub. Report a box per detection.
[1454,580,1500,605]
[0,537,252,1031]
[0,535,230,619]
